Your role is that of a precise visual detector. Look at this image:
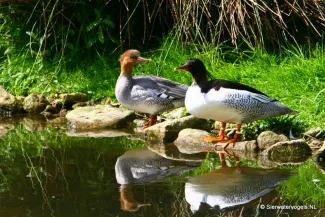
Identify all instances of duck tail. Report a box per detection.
[287,108,299,115]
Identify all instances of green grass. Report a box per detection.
[277,160,325,206]
[1,37,325,131]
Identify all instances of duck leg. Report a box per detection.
[203,122,227,142]
[220,123,242,149]
[142,114,158,129]
[149,114,157,126]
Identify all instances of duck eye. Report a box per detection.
[131,55,138,60]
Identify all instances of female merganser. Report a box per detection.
[175,59,298,148]
[115,50,188,128]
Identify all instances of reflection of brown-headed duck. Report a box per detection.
[115,147,200,184]
[115,147,201,212]
[185,153,292,212]
[120,184,150,212]
[115,50,188,128]
[175,59,298,148]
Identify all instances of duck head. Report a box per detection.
[119,49,151,76]
[174,59,208,86]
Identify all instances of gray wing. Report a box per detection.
[133,75,188,99]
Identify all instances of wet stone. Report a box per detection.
[174,128,258,153]
[143,115,210,143]
[257,131,288,150]
[66,128,132,138]
[23,94,49,113]
[66,105,136,130]
[59,92,88,109]
[261,139,312,162]
[0,86,25,113]
[312,141,325,163]
[258,154,308,169]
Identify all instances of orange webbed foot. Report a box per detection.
[202,135,227,143]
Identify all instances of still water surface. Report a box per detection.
[0,115,324,217]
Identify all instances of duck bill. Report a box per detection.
[174,65,190,71]
[137,56,151,62]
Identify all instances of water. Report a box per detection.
[0,115,324,217]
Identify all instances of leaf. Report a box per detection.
[94,9,101,20]
[65,43,74,50]
[97,27,104,44]
[87,21,100,32]
[102,18,115,28]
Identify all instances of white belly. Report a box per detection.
[185,86,243,123]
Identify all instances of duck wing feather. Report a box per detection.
[133,75,188,99]
[202,79,278,103]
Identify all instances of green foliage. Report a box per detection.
[277,160,325,206]
[135,39,325,129]
[0,124,143,194]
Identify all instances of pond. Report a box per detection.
[0,115,324,217]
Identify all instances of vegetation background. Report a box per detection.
[0,0,325,129]
[1,1,325,214]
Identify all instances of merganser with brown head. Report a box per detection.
[115,50,188,128]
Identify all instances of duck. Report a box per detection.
[115,50,188,128]
[174,59,298,148]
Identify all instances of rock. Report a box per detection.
[312,141,325,163]
[51,99,63,110]
[0,123,15,137]
[261,140,312,162]
[66,128,132,138]
[174,128,258,153]
[174,129,212,153]
[0,86,24,113]
[307,139,323,150]
[303,127,325,140]
[257,154,307,169]
[257,131,288,150]
[59,92,88,109]
[66,105,135,130]
[43,105,58,114]
[23,94,49,113]
[143,115,209,143]
[72,102,89,109]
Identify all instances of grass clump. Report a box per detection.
[277,160,325,207]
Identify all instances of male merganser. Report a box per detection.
[115,50,188,128]
[175,59,298,148]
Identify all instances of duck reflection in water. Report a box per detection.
[185,152,292,215]
[115,147,201,211]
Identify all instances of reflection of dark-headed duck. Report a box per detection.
[175,59,298,148]
[115,50,188,128]
[185,153,292,212]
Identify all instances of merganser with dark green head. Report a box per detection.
[175,59,298,148]
[115,50,188,128]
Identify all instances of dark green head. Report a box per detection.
[174,59,208,85]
